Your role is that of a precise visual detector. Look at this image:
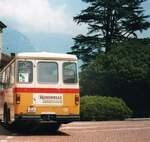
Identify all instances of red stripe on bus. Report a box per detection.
[14,88,80,94]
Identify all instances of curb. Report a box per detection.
[126,118,150,121]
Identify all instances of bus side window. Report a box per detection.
[5,67,10,88]
[10,63,15,85]
[2,71,5,83]
[0,71,6,89]
[0,70,7,90]
[0,74,3,90]
[0,83,3,89]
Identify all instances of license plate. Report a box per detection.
[28,106,36,113]
[41,112,56,114]
[33,93,63,106]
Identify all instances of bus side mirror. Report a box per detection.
[0,75,3,84]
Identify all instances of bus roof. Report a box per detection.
[16,52,78,60]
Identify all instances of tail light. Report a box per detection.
[75,95,80,105]
[16,94,20,104]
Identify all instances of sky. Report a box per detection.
[0,0,150,53]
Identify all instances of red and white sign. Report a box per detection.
[33,93,63,106]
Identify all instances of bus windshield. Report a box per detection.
[38,62,58,83]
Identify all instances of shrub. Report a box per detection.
[80,96,132,121]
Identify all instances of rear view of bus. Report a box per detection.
[2,52,80,130]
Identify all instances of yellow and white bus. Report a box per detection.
[0,52,80,130]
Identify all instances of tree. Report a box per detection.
[80,39,150,117]
[70,0,150,64]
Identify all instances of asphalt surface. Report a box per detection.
[0,121,150,142]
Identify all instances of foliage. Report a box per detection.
[80,96,132,120]
[80,39,150,117]
[70,0,150,64]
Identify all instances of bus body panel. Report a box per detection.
[14,92,79,115]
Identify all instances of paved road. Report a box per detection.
[0,121,150,142]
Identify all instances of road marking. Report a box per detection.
[0,140,8,142]
[0,136,14,142]
[6,136,14,139]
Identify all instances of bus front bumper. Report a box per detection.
[15,114,80,123]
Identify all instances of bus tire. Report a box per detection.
[50,123,61,132]
[3,103,10,127]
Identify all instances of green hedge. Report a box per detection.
[80,96,132,121]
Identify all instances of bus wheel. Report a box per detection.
[50,123,61,132]
[3,103,10,127]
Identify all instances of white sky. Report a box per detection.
[0,0,82,35]
[0,0,149,53]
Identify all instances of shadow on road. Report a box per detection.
[0,125,70,136]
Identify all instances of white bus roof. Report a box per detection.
[16,52,78,60]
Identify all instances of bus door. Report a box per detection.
[33,60,61,114]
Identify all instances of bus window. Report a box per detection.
[2,71,6,84]
[5,67,10,84]
[0,83,3,90]
[0,74,3,90]
[38,62,58,83]
[63,62,77,84]
[17,61,33,83]
[10,63,15,85]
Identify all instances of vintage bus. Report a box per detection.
[0,52,80,131]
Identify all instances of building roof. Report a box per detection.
[0,21,7,29]
[16,52,78,60]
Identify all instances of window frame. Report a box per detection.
[37,61,59,84]
[63,62,78,84]
[17,61,33,84]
